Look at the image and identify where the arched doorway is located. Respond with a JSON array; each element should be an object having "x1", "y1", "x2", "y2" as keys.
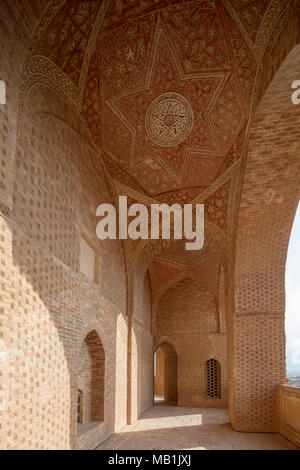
[
  {"x1": 154, "y1": 342, "x2": 177, "y2": 405},
  {"x1": 77, "y1": 329, "x2": 105, "y2": 431}
]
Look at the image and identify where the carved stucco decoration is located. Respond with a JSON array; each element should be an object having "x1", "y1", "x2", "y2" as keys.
[
  {"x1": 18, "y1": 0, "x2": 300, "y2": 291},
  {"x1": 145, "y1": 92, "x2": 194, "y2": 148}
]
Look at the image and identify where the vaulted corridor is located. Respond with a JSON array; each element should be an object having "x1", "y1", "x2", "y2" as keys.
[
  {"x1": 97, "y1": 406, "x2": 297, "y2": 451},
  {"x1": 2, "y1": 0, "x2": 300, "y2": 451}
]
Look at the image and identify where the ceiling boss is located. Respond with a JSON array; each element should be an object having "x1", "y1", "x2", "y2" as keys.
[{"x1": 145, "y1": 92, "x2": 194, "y2": 147}]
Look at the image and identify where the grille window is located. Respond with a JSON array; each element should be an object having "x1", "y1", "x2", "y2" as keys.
[{"x1": 206, "y1": 359, "x2": 221, "y2": 399}]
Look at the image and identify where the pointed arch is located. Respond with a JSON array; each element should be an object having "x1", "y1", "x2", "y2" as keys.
[{"x1": 154, "y1": 342, "x2": 178, "y2": 405}]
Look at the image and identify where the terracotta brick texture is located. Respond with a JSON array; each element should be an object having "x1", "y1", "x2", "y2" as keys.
[
  {"x1": 1, "y1": 0, "x2": 300, "y2": 450},
  {"x1": 233, "y1": 44, "x2": 300, "y2": 432}
]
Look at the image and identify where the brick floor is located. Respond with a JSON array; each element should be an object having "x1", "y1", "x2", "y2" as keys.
[{"x1": 96, "y1": 405, "x2": 298, "y2": 450}]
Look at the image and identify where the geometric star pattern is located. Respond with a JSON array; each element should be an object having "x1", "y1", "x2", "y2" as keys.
[
  {"x1": 145, "y1": 92, "x2": 194, "y2": 148},
  {"x1": 26, "y1": 0, "x2": 267, "y2": 211},
  {"x1": 29, "y1": 0, "x2": 262, "y2": 201},
  {"x1": 101, "y1": 22, "x2": 245, "y2": 195},
  {"x1": 23, "y1": 0, "x2": 297, "y2": 306}
]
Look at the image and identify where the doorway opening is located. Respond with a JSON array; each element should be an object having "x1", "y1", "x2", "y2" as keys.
[
  {"x1": 154, "y1": 342, "x2": 177, "y2": 405},
  {"x1": 77, "y1": 329, "x2": 105, "y2": 436}
]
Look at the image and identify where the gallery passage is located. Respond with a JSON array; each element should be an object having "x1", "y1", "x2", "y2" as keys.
[{"x1": 154, "y1": 342, "x2": 178, "y2": 405}]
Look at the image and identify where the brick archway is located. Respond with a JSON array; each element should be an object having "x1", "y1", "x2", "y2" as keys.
[
  {"x1": 154, "y1": 342, "x2": 178, "y2": 406},
  {"x1": 233, "y1": 44, "x2": 300, "y2": 432},
  {"x1": 85, "y1": 330, "x2": 105, "y2": 422},
  {"x1": 77, "y1": 329, "x2": 106, "y2": 425}
]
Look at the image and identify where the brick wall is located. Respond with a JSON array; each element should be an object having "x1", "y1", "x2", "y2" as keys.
[
  {"x1": 234, "y1": 44, "x2": 300, "y2": 431},
  {"x1": 131, "y1": 261, "x2": 153, "y2": 422},
  {"x1": 2, "y1": 0, "x2": 299, "y2": 449},
  {"x1": 154, "y1": 270, "x2": 228, "y2": 408},
  {"x1": 0, "y1": 54, "x2": 128, "y2": 449}
]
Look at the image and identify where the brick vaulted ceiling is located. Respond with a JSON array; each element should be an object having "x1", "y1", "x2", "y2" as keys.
[
  {"x1": 25, "y1": 0, "x2": 263, "y2": 197},
  {"x1": 94, "y1": 0, "x2": 255, "y2": 196},
  {"x1": 22, "y1": 0, "x2": 298, "y2": 279}
]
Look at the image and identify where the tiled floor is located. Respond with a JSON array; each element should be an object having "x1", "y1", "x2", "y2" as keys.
[{"x1": 97, "y1": 405, "x2": 298, "y2": 450}]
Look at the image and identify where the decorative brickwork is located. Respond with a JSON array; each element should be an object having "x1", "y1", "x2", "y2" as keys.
[
  {"x1": 130, "y1": 261, "x2": 153, "y2": 422},
  {"x1": 1, "y1": 0, "x2": 300, "y2": 450},
  {"x1": 230, "y1": 43, "x2": 300, "y2": 432},
  {"x1": 155, "y1": 272, "x2": 228, "y2": 408}
]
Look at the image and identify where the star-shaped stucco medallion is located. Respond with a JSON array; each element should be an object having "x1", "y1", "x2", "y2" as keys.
[{"x1": 145, "y1": 92, "x2": 194, "y2": 147}]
